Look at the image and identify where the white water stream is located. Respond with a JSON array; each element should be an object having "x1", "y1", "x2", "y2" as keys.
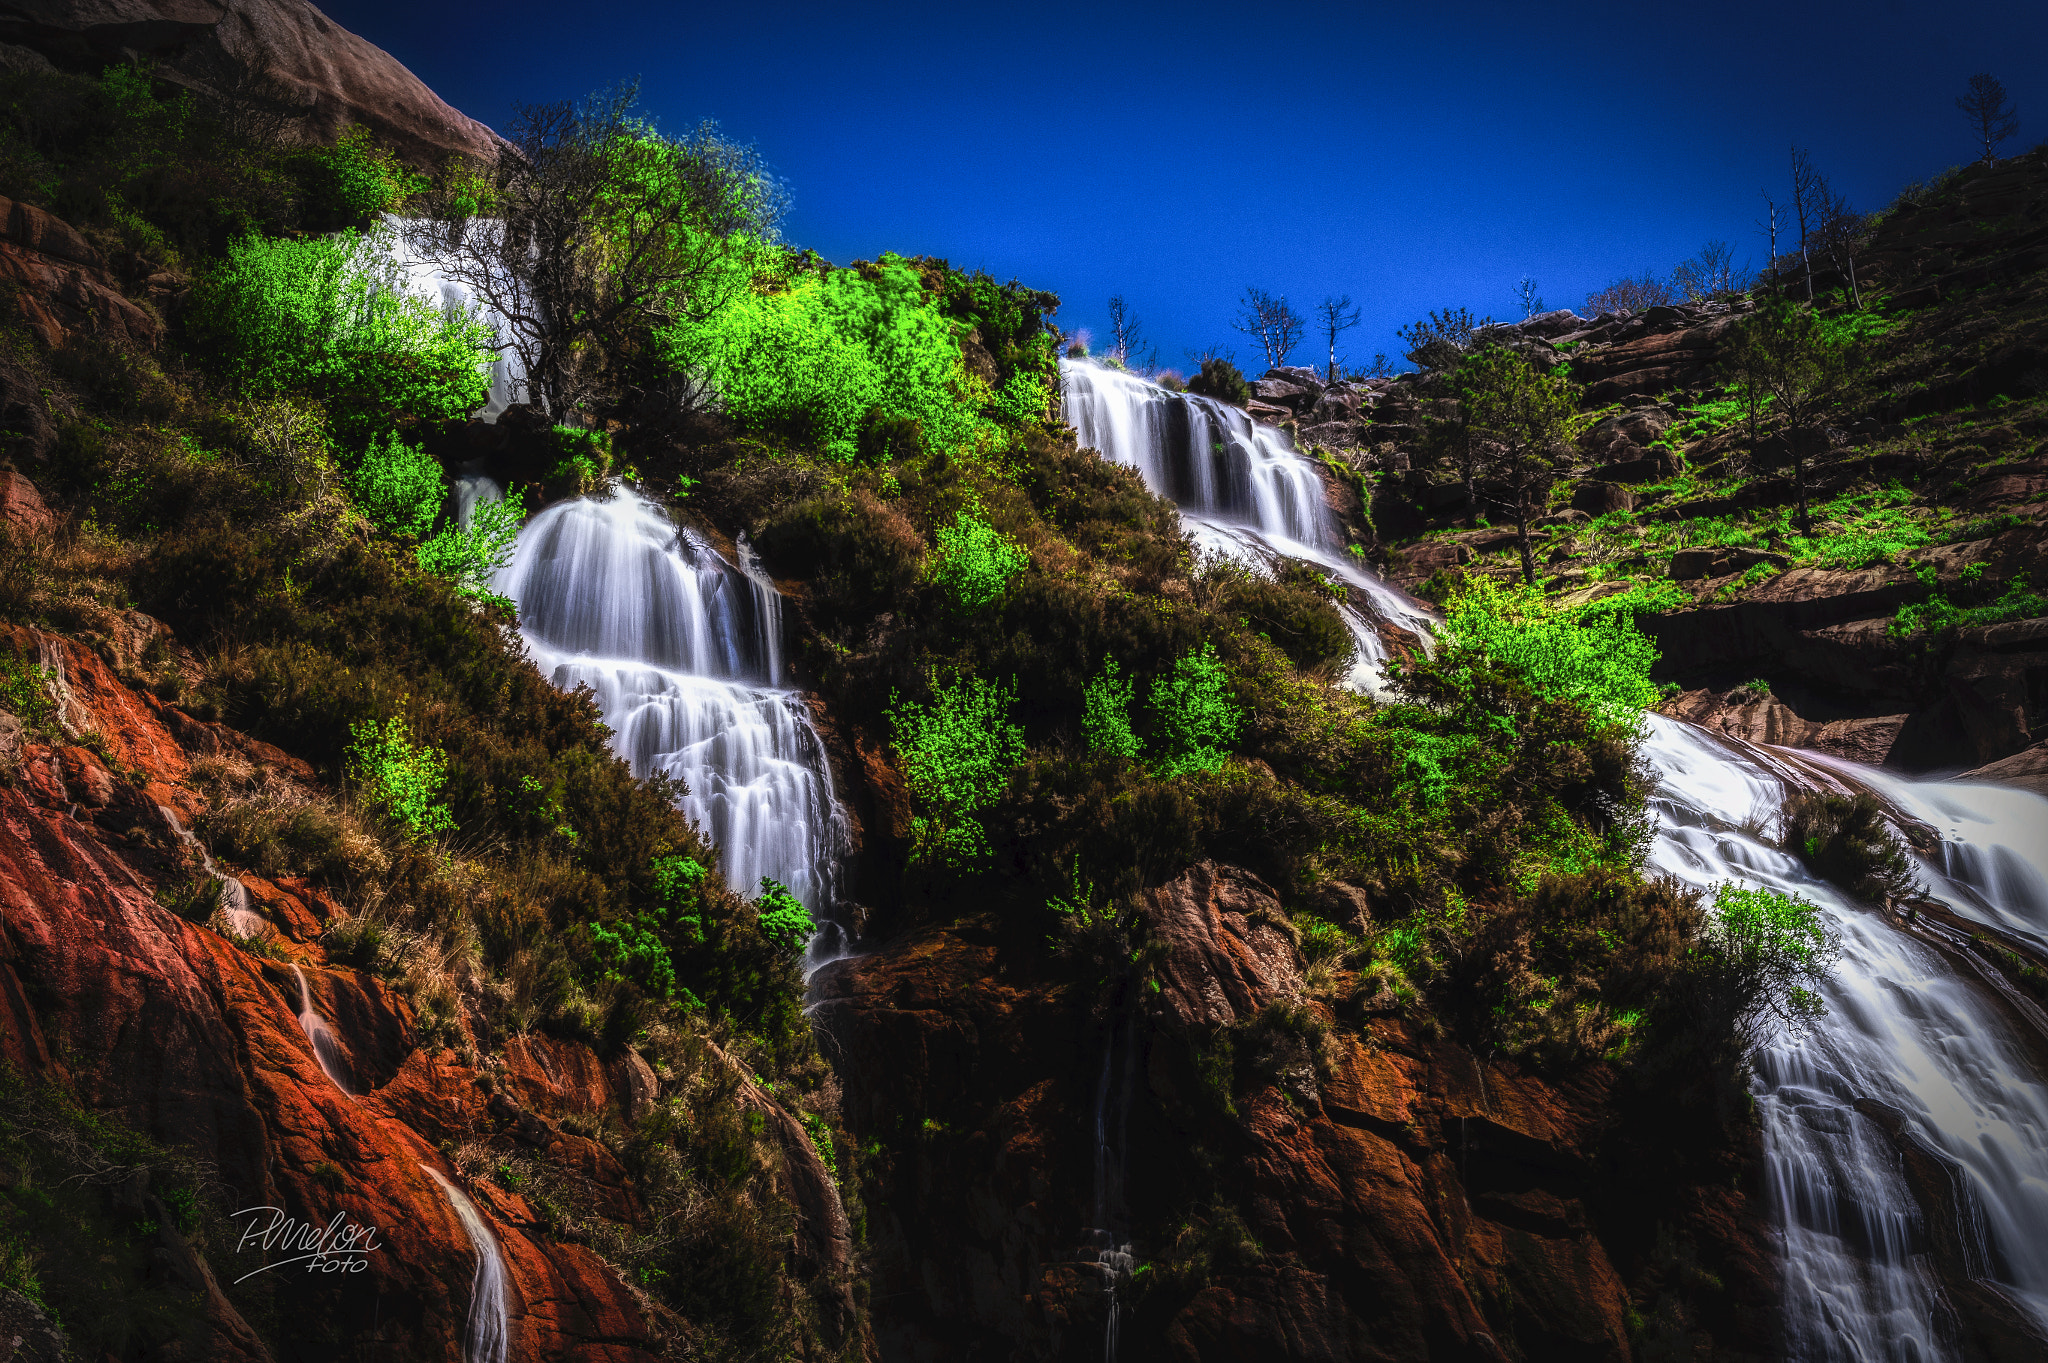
[
  {"x1": 155, "y1": 803, "x2": 267, "y2": 938},
  {"x1": 1060, "y1": 360, "x2": 1435, "y2": 692},
  {"x1": 1059, "y1": 363, "x2": 2048, "y2": 1359},
  {"x1": 423, "y1": 1165, "x2": 511, "y2": 1363},
  {"x1": 493, "y1": 488, "x2": 851, "y2": 961},
  {"x1": 291, "y1": 964, "x2": 354, "y2": 1096}
]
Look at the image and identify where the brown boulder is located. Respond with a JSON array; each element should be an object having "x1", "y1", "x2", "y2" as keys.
[
  {"x1": 1148, "y1": 861, "x2": 1303, "y2": 1029},
  {"x1": 1571, "y1": 481, "x2": 1634, "y2": 515},
  {"x1": 1961, "y1": 739, "x2": 2048, "y2": 795},
  {"x1": 0, "y1": 471, "x2": 52, "y2": 534}
]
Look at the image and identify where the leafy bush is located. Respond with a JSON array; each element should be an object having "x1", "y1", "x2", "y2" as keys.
[
  {"x1": 752, "y1": 878, "x2": 815, "y2": 955},
  {"x1": 346, "y1": 715, "x2": 455, "y2": 842},
  {"x1": 1148, "y1": 643, "x2": 1241, "y2": 778},
  {"x1": 347, "y1": 432, "x2": 443, "y2": 539},
  {"x1": 298, "y1": 125, "x2": 425, "y2": 223},
  {"x1": 1695, "y1": 881, "x2": 1837, "y2": 1055},
  {"x1": 926, "y1": 500, "x2": 1027, "y2": 613},
  {"x1": 0, "y1": 647, "x2": 56, "y2": 739},
  {"x1": 1082, "y1": 657, "x2": 1141, "y2": 758},
  {"x1": 1891, "y1": 570, "x2": 2045, "y2": 637},
  {"x1": 887, "y1": 672, "x2": 1027, "y2": 869},
  {"x1": 1783, "y1": 792, "x2": 1920, "y2": 902},
  {"x1": 1184, "y1": 357, "x2": 1249, "y2": 406},
  {"x1": 1433, "y1": 575, "x2": 1661, "y2": 729},
  {"x1": 417, "y1": 488, "x2": 526, "y2": 607},
  {"x1": 193, "y1": 225, "x2": 498, "y2": 443}
]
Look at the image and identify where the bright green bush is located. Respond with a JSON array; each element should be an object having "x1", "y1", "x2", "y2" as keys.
[
  {"x1": 927, "y1": 501, "x2": 1027, "y2": 613},
  {"x1": 346, "y1": 715, "x2": 455, "y2": 842},
  {"x1": 591, "y1": 916, "x2": 676, "y2": 999},
  {"x1": 753, "y1": 878, "x2": 815, "y2": 955},
  {"x1": 1891, "y1": 570, "x2": 2045, "y2": 637},
  {"x1": 1703, "y1": 881, "x2": 1836, "y2": 1044},
  {"x1": 1148, "y1": 643, "x2": 1241, "y2": 778},
  {"x1": 886, "y1": 672, "x2": 1027, "y2": 869},
  {"x1": 347, "y1": 432, "x2": 443, "y2": 539},
  {"x1": 1436, "y1": 576, "x2": 1662, "y2": 729},
  {"x1": 301, "y1": 126, "x2": 426, "y2": 223},
  {"x1": 1082, "y1": 657, "x2": 1141, "y2": 758},
  {"x1": 417, "y1": 488, "x2": 527, "y2": 607},
  {"x1": 194, "y1": 226, "x2": 498, "y2": 443},
  {"x1": 0, "y1": 648, "x2": 56, "y2": 739}
]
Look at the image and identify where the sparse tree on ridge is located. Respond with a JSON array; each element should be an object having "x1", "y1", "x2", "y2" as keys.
[
  {"x1": 1315, "y1": 294, "x2": 1362, "y2": 382},
  {"x1": 1585, "y1": 271, "x2": 1674, "y2": 317},
  {"x1": 1957, "y1": 73, "x2": 2020, "y2": 166},
  {"x1": 1719, "y1": 296, "x2": 1856, "y2": 534},
  {"x1": 1790, "y1": 146, "x2": 1824, "y2": 303},
  {"x1": 1107, "y1": 295, "x2": 1145, "y2": 367},
  {"x1": 1756, "y1": 190, "x2": 1781, "y2": 289},
  {"x1": 1397, "y1": 306, "x2": 1483, "y2": 370},
  {"x1": 1814, "y1": 189, "x2": 1867, "y2": 310},
  {"x1": 1451, "y1": 345, "x2": 1590, "y2": 585},
  {"x1": 1232, "y1": 287, "x2": 1305, "y2": 369},
  {"x1": 1672, "y1": 241, "x2": 1744, "y2": 303},
  {"x1": 1512, "y1": 276, "x2": 1545, "y2": 318}
]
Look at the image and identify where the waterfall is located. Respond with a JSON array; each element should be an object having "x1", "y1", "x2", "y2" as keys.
[
  {"x1": 291, "y1": 965, "x2": 354, "y2": 1095},
  {"x1": 423, "y1": 1166, "x2": 510, "y2": 1363},
  {"x1": 494, "y1": 488, "x2": 851, "y2": 955},
  {"x1": 155, "y1": 803, "x2": 266, "y2": 938},
  {"x1": 1057, "y1": 369, "x2": 2048, "y2": 1356},
  {"x1": 1082, "y1": 1013, "x2": 1139, "y2": 1362},
  {"x1": 1059, "y1": 359, "x2": 1435, "y2": 692},
  {"x1": 370, "y1": 217, "x2": 527, "y2": 421},
  {"x1": 1642, "y1": 716, "x2": 2048, "y2": 1358}
]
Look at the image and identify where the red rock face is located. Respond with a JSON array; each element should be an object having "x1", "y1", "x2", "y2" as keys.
[
  {"x1": 0, "y1": 195, "x2": 163, "y2": 350},
  {"x1": 0, "y1": 623, "x2": 661, "y2": 1360},
  {"x1": 816, "y1": 862, "x2": 1776, "y2": 1361}
]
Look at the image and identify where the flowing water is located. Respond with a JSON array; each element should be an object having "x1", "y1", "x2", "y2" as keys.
[
  {"x1": 494, "y1": 488, "x2": 852, "y2": 960},
  {"x1": 373, "y1": 217, "x2": 527, "y2": 421},
  {"x1": 291, "y1": 965, "x2": 354, "y2": 1096},
  {"x1": 423, "y1": 1165, "x2": 510, "y2": 1363},
  {"x1": 1057, "y1": 364, "x2": 2048, "y2": 1358},
  {"x1": 155, "y1": 804, "x2": 267, "y2": 938},
  {"x1": 1059, "y1": 359, "x2": 1435, "y2": 692}
]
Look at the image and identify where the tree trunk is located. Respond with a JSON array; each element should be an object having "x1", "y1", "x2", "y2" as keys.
[
  {"x1": 1515, "y1": 502, "x2": 1536, "y2": 586},
  {"x1": 1802, "y1": 247, "x2": 1813, "y2": 303},
  {"x1": 1847, "y1": 254, "x2": 1861, "y2": 310},
  {"x1": 1792, "y1": 436, "x2": 1811, "y2": 534}
]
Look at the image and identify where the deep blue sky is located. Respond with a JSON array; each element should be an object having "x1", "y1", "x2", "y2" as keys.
[{"x1": 322, "y1": 0, "x2": 2045, "y2": 373}]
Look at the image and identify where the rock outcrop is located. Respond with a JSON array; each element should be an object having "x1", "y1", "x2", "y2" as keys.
[
  {"x1": 0, "y1": 193, "x2": 163, "y2": 350},
  {"x1": 0, "y1": 1, "x2": 505, "y2": 168}
]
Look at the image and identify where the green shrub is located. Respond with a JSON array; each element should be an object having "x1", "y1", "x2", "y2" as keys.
[
  {"x1": 549, "y1": 426, "x2": 614, "y2": 493},
  {"x1": 752, "y1": 878, "x2": 815, "y2": 955},
  {"x1": 926, "y1": 500, "x2": 1027, "y2": 613},
  {"x1": 0, "y1": 647, "x2": 56, "y2": 739},
  {"x1": 1782, "y1": 792, "x2": 1920, "y2": 903},
  {"x1": 193, "y1": 226, "x2": 498, "y2": 444},
  {"x1": 1434, "y1": 575, "x2": 1661, "y2": 729},
  {"x1": 1891, "y1": 571, "x2": 2046, "y2": 637},
  {"x1": 1185, "y1": 357, "x2": 1250, "y2": 406},
  {"x1": 417, "y1": 488, "x2": 526, "y2": 607},
  {"x1": 347, "y1": 432, "x2": 444, "y2": 539},
  {"x1": 887, "y1": 671, "x2": 1027, "y2": 869},
  {"x1": 297, "y1": 125, "x2": 425, "y2": 223},
  {"x1": 1082, "y1": 657, "x2": 1141, "y2": 758},
  {"x1": 346, "y1": 715, "x2": 455, "y2": 842},
  {"x1": 1695, "y1": 881, "x2": 1837, "y2": 1053},
  {"x1": 1149, "y1": 643, "x2": 1241, "y2": 778}
]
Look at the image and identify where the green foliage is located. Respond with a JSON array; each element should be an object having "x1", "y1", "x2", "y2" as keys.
[
  {"x1": 1783, "y1": 792, "x2": 1921, "y2": 902},
  {"x1": 886, "y1": 672, "x2": 1027, "y2": 869},
  {"x1": 1184, "y1": 357, "x2": 1250, "y2": 406},
  {"x1": 193, "y1": 226, "x2": 498, "y2": 444},
  {"x1": 346, "y1": 714, "x2": 455, "y2": 842},
  {"x1": 1435, "y1": 576, "x2": 1662, "y2": 729},
  {"x1": 302, "y1": 125, "x2": 425, "y2": 223},
  {"x1": 1148, "y1": 643, "x2": 1241, "y2": 778},
  {"x1": 1701, "y1": 881, "x2": 1837, "y2": 1046},
  {"x1": 0, "y1": 646, "x2": 56, "y2": 739},
  {"x1": 1397, "y1": 307, "x2": 1481, "y2": 370},
  {"x1": 417, "y1": 488, "x2": 527, "y2": 607},
  {"x1": 1892, "y1": 570, "x2": 2045, "y2": 637},
  {"x1": 1082, "y1": 657, "x2": 1141, "y2": 758},
  {"x1": 752, "y1": 878, "x2": 815, "y2": 956},
  {"x1": 926, "y1": 500, "x2": 1027, "y2": 613},
  {"x1": 549, "y1": 426, "x2": 614, "y2": 492},
  {"x1": 591, "y1": 915, "x2": 676, "y2": 999},
  {"x1": 347, "y1": 432, "x2": 443, "y2": 539}
]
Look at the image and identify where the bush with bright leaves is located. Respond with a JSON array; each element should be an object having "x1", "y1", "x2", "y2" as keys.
[
  {"x1": 1148, "y1": 643, "x2": 1241, "y2": 778},
  {"x1": 347, "y1": 432, "x2": 443, "y2": 539},
  {"x1": 886, "y1": 671, "x2": 1027, "y2": 869},
  {"x1": 346, "y1": 715, "x2": 454, "y2": 842}
]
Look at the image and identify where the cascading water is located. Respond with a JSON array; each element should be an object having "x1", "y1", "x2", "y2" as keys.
[
  {"x1": 1082, "y1": 1012, "x2": 1139, "y2": 1362},
  {"x1": 423, "y1": 1165, "x2": 510, "y2": 1363},
  {"x1": 1059, "y1": 359, "x2": 1435, "y2": 691},
  {"x1": 291, "y1": 964, "x2": 354, "y2": 1095},
  {"x1": 1643, "y1": 717, "x2": 2048, "y2": 1358},
  {"x1": 156, "y1": 804, "x2": 267, "y2": 938},
  {"x1": 1056, "y1": 366, "x2": 2048, "y2": 1357},
  {"x1": 372, "y1": 217, "x2": 527, "y2": 421},
  {"x1": 494, "y1": 488, "x2": 851, "y2": 959}
]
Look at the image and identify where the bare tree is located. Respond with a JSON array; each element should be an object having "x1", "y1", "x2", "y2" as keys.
[
  {"x1": 1585, "y1": 271, "x2": 1675, "y2": 317},
  {"x1": 1512, "y1": 276, "x2": 1545, "y2": 318},
  {"x1": 1232, "y1": 287, "x2": 1305, "y2": 369},
  {"x1": 1790, "y1": 146, "x2": 1824, "y2": 303},
  {"x1": 1814, "y1": 189, "x2": 1868, "y2": 309},
  {"x1": 401, "y1": 80, "x2": 788, "y2": 420},
  {"x1": 1957, "y1": 73, "x2": 2020, "y2": 165},
  {"x1": 1756, "y1": 190, "x2": 1781, "y2": 291},
  {"x1": 1359, "y1": 352, "x2": 1395, "y2": 379},
  {"x1": 1107, "y1": 295, "x2": 1144, "y2": 366},
  {"x1": 1314, "y1": 294, "x2": 1362, "y2": 382},
  {"x1": 1672, "y1": 241, "x2": 1746, "y2": 302},
  {"x1": 184, "y1": 47, "x2": 316, "y2": 148}
]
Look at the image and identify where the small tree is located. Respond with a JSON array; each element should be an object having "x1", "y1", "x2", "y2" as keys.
[
  {"x1": 1512, "y1": 276, "x2": 1545, "y2": 318},
  {"x1": 926, "y1": 500, "x2": 1028, "y2": 613},
  {"x1": 1718, "y1": 296, "x2": 1856, "y2": 533},
  {"x1": 1693, "y1": 882, "x2": 1838, "y2": 1062},
  {"x1": 1814, "y1": 189, "x2": 1867, "y2": 310},
  {"x1": 347, "y1": 716, "x2": 456, "y2": 842},
  {"x1": 1397, "y1": 307, "x2": 1482, "y2": 370},
  {"x1": 1232, "y1": 287, "x2": 1305, "y2": 369},
  {"x1": 1585, "y1": 271, "x2": 1675, "y2": 317},
  {"x1": 1314, "y1": 294, "x2": 1363, "y2": 382},
  {"x1": 417, "y1": 488, "x2": 527, "y2": 608},
  {"x1": 1106, "y1": 295, "x2": 1145, "y2": 367},
  {"x1": 1957, "y1": 73, "x2": 2020, "y2": 165},
  {"x1": 1453, "y1": 346, "x2": 1590, "y2": 584},
  {"x1": 1148, "y1": 643, "x2": 1240, "y2": 778},
  {"x1": 1672, "y1": 241, "x2": 1744, "y2": 303},
  {"x1": 348, "y1": 433, "x2": 443, "y2": 539},
  {"x1": 886, "y1": 672, "x2": 1027, "y2": 870},
  {"x1": 1790, "y1": 146, "x2": 1825, "y2": 303},
  {"x1": 1082, "y1": 657, "x2": 1141, "y2": 758}
]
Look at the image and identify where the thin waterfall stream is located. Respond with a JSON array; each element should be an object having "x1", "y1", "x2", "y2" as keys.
[
  {"x1": 423, "y1": 1165, "x2": 511, "y2": 1363},
  {"x1": 1059, "y1": 361, "x2": 2048, "y2": 1358},
  {"x1": 290, "y1": 964, "x2": 354, "y2": 1095}
]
